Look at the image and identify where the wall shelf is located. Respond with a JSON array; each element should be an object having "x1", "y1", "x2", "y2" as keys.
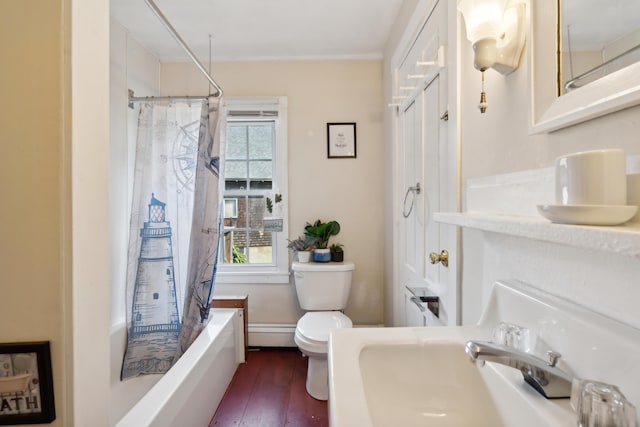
[{"x1": 434, "y1": 212, "x2": 640, "y2": 259}]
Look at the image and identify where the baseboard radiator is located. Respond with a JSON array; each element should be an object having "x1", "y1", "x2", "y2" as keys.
[{"x1": 248, "y1": 324, "x2": 297, "y2": 347}]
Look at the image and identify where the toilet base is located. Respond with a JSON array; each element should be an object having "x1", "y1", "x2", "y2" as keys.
[
  {"x1": 305, "y1": 355, "x2": 328, "y2": 401},
  {"x1": 294, "y1": 311, "x2": 353, "y2": 401}
]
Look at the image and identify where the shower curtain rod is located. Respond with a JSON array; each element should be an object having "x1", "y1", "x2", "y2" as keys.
[
  {"x1": 564, "y1": 43, "x2": 640, "y2": 91},
  {"x1": 143, "y1": 0, "x2": 223, "y2": 98},
  {"x1": 128, "y1": 90, "x2": 208, "y2": 108}
]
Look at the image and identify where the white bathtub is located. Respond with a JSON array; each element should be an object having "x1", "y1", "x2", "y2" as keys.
[{"x1": 111, "y1": 309, "x2": 241, "y2": 426}]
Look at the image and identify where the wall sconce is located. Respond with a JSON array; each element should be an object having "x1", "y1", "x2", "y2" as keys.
[{"x1": 458, "y1": 0, "x2": 526, "y2": 112}]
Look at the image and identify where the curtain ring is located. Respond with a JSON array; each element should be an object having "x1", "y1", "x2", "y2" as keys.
[{"x1": 402, "y1": 183, "x2": 421, "y2": 218}]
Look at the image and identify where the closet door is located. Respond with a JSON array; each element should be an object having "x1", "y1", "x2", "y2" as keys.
[
  {"x1": 423, "y1": 75, "x2": 442, "y2": 291},
  {"x1": 399, "y1": 74, "x2": 447, "y2": 324},
  {"x1": 394, "y1": 0, "x2": 457, "y2": 326},
  {"x1": 400, "y1": 97, "x2": 424, "y2": 286}
]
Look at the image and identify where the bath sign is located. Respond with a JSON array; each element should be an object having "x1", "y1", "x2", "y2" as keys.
[{"x1": 0, "y1": 342, "x2": 55, "y2": 425}]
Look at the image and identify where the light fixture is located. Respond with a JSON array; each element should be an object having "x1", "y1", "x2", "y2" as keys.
[{"x1": 458, "y1": 0, "x2": 526, "y2": 112}]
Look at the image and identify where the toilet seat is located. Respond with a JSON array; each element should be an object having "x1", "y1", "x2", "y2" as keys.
[{"x1": 295, "y1": 312, "x2": 352, "y2": 355}]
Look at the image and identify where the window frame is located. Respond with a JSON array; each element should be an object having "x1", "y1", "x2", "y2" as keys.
[
  {"x1": 224, "y1": 198, "x2": 238, "y2": 219},
  {"x1": 215, "y1": 97, "x2": 289, "y2": 284}
]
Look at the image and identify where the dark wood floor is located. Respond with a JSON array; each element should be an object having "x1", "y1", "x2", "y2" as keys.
[{"x1": 209, "y1": 348, "x2": 329, "y2": 427}]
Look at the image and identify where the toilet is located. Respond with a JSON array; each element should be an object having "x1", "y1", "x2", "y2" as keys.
[{"x1": 292, "y1": 261, "x2": 355, "y2": 400}]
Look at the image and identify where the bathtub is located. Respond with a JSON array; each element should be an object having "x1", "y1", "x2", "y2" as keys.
[{"x1": 111, "y1": 309, "x2": 242, "y2": 426}]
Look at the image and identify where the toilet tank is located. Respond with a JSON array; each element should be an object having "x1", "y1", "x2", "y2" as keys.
[{"x1": 292, "y1": 262, "x2": 355, "y2": 310}]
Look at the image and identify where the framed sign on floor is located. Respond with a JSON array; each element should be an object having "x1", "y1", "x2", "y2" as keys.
[{"x1": 0, "y1": 342, "x2": 55, "y2": 425}]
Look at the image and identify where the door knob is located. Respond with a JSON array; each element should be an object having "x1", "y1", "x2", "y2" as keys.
[{"x1": 429, "y1": 250, "x2": 449, "y2": 267}]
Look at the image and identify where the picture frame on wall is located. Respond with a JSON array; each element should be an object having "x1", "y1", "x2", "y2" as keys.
[
  {"x1": 0, "y1": 342, "x2": 55, "y2": 425},
  {"x1": 327, "y1": 122, "x2": 357, "y2": 158}
]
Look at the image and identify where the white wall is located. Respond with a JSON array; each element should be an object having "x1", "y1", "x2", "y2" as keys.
[
  {"x1": 458, "y1": 166, "x2": 640, "y2": 330},
  {"x1": 458, "y1": 18, "x2": 640, "y2": 180},
  {"x1": 455, "y1": 2, "x2": 640, "y2": 328},
  {"x1": 159, "y1": 60, "x2": 386, "y2": 327},
  {"x1": 109, "y1": 19, "x2": 160, "y2": 327},
  {"x1": 109, "y1": 19, "x2": 161, "y2": 422},
  {"x1": 71, "y1": 0, "x2": 111, "y2": 424},
  {"x1": 383, "y1": 1, "x2": 640, "y2": 332}
]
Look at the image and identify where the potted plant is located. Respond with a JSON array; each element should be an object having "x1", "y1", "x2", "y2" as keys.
[
  {"x1": 287, "y1": 235, "x2": 317, "y2": 263},
  {"x1": 330, "y1": 243, "x2": 344, "y2": 262},
  {"x1": 304, "y1": 219, "x2": 340, "y2": 262}
]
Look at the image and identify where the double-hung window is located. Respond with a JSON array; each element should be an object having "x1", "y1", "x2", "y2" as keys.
[{"x1": 216, "y1": 97, "x2": 289, "y2": 283}]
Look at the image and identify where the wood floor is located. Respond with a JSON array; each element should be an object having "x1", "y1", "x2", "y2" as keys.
[{"x1": 209, "y1": 348, "x2": 329, "y2": 427}]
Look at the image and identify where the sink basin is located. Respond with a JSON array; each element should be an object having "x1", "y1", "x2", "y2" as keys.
[
  {"x1": 330, "y1": 327, "x2": 573, "y2": 427},
  {"x1": 359, "y1": 341, "x2": 504, "y2": 426},
  {"x1": 328, "y1": 280, "x2": 640, "y2": 426}
]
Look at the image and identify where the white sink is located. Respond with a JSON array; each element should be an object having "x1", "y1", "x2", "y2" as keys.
[
  {"x1": 360, "y1": 341, "x2": 514, "y2": 426},
  {"x1": 328, "y1": 280, "x2": 640, "y2": 426},
  {"x1": 331, "y1": 327, "x2": 573, "y2": 427},
  {"x1": 360, "y1": 341, "x2": 505, "y2": 425}
]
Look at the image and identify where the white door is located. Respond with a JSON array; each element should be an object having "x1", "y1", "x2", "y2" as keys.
[
  {"x1": 400, "y1": 98, "x2": 423, "y2": 285},
  {"x1": 399, "y1": 75, "x2": 450, "y2": 325},
  {"x1": 424, "y1": 75, "x2": 443, "y2": 291},
  {"x1": 395, "y1": 0, "x2": 458, "y2": 326}
]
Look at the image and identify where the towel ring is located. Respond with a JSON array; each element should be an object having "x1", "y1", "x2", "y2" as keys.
[{"x1": 402, "y1": 183, "x2": 421, "y2": 218}]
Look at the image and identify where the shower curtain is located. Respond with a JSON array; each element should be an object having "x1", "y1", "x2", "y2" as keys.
[{"x1": 121, "y1": 96, "x2": 225, "y2": 379}]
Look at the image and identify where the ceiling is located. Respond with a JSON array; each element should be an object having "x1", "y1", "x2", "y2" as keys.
[{"x1": 110, "y1": 0, "x2": 405, "y2": 62}]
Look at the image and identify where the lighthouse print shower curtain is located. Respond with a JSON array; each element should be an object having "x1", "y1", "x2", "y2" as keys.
[{"x1": 121, "y1": 97, "x2": 225, "y2": 379}]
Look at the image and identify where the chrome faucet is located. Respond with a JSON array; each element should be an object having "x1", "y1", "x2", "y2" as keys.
[{"x1": 465, "y1": 340, "x2": 574, "y2": 399}]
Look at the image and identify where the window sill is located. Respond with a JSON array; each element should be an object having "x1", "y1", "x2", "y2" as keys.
[{"x1": 215, "y1": 270, "x2": 291, "y2": 284}]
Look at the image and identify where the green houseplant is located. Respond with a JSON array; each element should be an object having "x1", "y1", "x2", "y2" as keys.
[
  {"x1": 286, "y1": 235, "x2": 316, "y2": 263},
  {"x1": 329, "y1": 243, "x2": 344, "y2": 262},
  {"x1": 304, "y1": 219, "x2": 340, "y2": 262}
]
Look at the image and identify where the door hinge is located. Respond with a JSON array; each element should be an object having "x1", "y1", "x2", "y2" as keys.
[{"x1": 440, "y1": 110, "x2": 449, "y2": 121}]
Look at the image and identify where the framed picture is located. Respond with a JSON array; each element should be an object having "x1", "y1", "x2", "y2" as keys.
[
  {"x1": 0, "y1": 342, "x2": 55, "y2": 425},
  {"x1": 327, "y1": 123, "x2": 357, "y2": 158}
]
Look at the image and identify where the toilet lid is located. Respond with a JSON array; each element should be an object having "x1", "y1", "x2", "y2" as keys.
[{"x1": 297, "y1": 312, "x2": 352, "y2": 343}]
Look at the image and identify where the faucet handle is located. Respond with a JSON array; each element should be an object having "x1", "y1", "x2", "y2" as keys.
[
  {"x1": 571, "y1": 379, "x2": 638, "y2": 427},
  {"x1": 546, "y1": 350, "x2": 561, "y2": 367},
  {"x1": 493, "y1": 322, "x2": 531, "y2": 351}
]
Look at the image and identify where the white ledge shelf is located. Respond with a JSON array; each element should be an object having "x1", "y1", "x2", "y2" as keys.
[{"x1": 434, "y1": 212, "x2": 640, "y2": 259}]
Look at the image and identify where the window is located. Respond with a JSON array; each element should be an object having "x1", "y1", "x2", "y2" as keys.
[
  {"x1": 216, "y1": 97, "x2": 289, "y2": 283},
  {"x1": 224, "y1": 199, "x2": 238, "y2": 219}
]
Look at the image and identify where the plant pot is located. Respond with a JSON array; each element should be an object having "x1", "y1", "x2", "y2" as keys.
[
  {"x1": 312, "y1": 248, "x2": 331, "y2": 263},
  {"x1": 297, "y1": 250, "x2": 311, "y2": 263},
  {"x1": 331, "y1": 251, "x2": 344, "y2": 262}
]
